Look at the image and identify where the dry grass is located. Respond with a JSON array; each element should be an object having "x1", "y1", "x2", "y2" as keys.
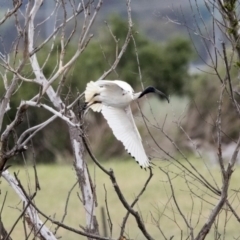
[{"x1": 1, "y1": 158, "x2": 240, "y2": 240}]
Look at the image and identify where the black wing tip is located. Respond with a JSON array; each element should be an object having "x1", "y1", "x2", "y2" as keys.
[{"x1": 128, "y1": 151, "x2": 151, "y2": 170}]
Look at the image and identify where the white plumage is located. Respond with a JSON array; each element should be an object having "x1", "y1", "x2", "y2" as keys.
[{"x1": 84, "y1": 80, "x2": 169, "y2": 168}]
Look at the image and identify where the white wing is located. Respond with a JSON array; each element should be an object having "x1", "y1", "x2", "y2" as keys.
[
  {"x1": 101, "y1": 105, "x2": 150, "y2": 168},
  {"x1": 96, "y1": 80, "x2": 133, "y2": 93}
]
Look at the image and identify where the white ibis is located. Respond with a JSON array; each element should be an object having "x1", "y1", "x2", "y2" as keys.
[{"x1": 84, "y1": 80, "x2": 169, "y2": 168}]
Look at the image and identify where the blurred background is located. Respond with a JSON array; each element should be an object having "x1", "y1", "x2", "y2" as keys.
[
  {"x1": 2, "y1": 1, "x2": 240, "y2": 239},
  {"x1": 0, "y1": 0, "x2": 239, "y2": 165}
]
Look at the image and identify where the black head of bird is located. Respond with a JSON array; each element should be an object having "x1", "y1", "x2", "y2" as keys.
[{"x1": 138, "y1": 86, "x2": 169, "y2": 103}]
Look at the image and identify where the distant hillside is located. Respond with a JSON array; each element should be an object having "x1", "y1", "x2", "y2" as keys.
[
  {"x1": 0, "y1": 0, "x2": 210, "y2": 61},
  {"x1": 100, "y1": 0, "x2": 208, "y2": 41},
  {"x1": 98, "y1": 0, "x2": 212, "y2": 62}
]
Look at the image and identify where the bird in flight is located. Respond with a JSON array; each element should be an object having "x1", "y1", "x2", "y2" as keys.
[{"x1": 84, "y1": 80, "x2": 169, "y2": 168}]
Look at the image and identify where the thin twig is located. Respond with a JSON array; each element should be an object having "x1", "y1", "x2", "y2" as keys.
[
  {"x1": 119, "y1": 168, "x2": 153, "y2": 238},
  {"x1": 54, "y1": 181, "x2": 78, "y2": 235},
  {"x1": 4, "y1": 193, "x2": 36, "y2": 240},
  {"x1": 103, "y1": 184, "x2": 113, "y2": 237}
]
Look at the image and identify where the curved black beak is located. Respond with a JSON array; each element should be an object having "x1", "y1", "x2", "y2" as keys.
[{"x1": 138, "y1": 86, "x2": 169, "y2": 103}]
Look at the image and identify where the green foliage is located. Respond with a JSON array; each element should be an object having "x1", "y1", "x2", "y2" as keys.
[
  {"x1": 139, "y1": 37, "x2": 194, "y2": 95},
  {"x1": 35, "y1": 15, "x2": 193, "y2": 95},
  {"x1": 223, "y1": 0, "x2": 237, "y2": 12},
  {"x1": 91, "y1": 15, "x2": 193, "y2": 95},
  {"x1": 235, "y1": 61, "x2": 240, "y2": 68}
]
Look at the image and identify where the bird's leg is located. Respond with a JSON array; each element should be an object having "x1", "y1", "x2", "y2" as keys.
[
  {"x1": 83, "y1": 93, "x2": 101, "y2": 110},
  {"x1": 82, "y1": 101, "x2": 102, "y2": 118}
]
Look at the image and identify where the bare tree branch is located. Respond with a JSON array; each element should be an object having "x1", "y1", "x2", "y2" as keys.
[
  {"x1": 0, "y1": 0, "x2": 22, "y2": 26},
  {"x1": 2, "y1": 170, "x2": 57, "y2": 240}
]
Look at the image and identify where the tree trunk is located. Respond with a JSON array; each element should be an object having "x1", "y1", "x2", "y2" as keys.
[{"x1": 68, "y1": 121, "x2": 99, "y2": 238}]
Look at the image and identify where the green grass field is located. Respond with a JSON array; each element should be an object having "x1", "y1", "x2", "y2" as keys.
[{"x1": 1, "y1": 159, "x2": 240, "y2": 240}]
